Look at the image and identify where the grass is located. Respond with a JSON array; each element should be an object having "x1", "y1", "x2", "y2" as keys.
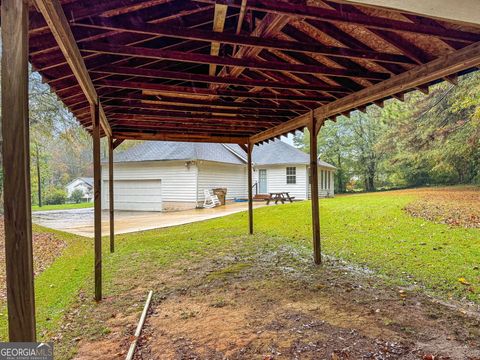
[
  {"x1": 1, "y1": 188, "x2": 480, "y2": 343},
  {"x1": 32, "y1": 202, "x2": 93, "y2": 212},
  {"x1": 0, "y1": 225, "x2": 93, "y2": 339}
]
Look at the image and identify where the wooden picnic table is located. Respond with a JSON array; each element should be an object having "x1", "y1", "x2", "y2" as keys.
[{"x1": 266, "y1": 192, "x2": 295, "y2": 205}]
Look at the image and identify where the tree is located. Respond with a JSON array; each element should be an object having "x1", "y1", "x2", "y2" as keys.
[
  {"x1": 70, "y1": 188, "x2": 84, "y2": 204},
  {"x1": 292, "y1": 72, "x2": 480, "y2": 191}
]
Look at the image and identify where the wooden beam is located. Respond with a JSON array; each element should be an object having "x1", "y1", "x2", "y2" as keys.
[
  {"x1": 113, "y1": 131, "x2": 249, "y2": 144},
  {"x1": 112, "y1": 138, "x2": 125, "y2": 150},
  {"x1": 81, "y1": 42, "x2": 390, "y2": 80},
  {"x1": 91, "y1": 66, "x2": 354, "y2": 91},
  {"x1": 92, "y1": 102, "x2": 102, "y2": 301},
  {"x1": 109, "y1": 136, "x2": 114, "y2": 253},
  {"x1": 72, "y1": 17, "x2": 415, "y2": 65},
  {"x1": 98, "y1": 93, "x2": 309, "y2": 111},
  {"x1": 247, "y1": 142, "x2": 254, "y2": 235},
  {"x1": 109, "y1": 121, "x2": 265, "y2": 133},
  {"x1": 309, "y1": 113, "x2": 321, "y2": 265},
  {"x1": 1, "y1": 0, "x2": 36, "y2": 341},
  {"x1": 198, "y1": 0, "x2": 480, "y2": 42},
  {"x1": 250, "y1": 41, "x2": 480, "y2": 143},
  {"x1": 96, "y1": 79, "x2": 341, "y2": 100},
  {"x1": 210, "y1": 3, "x2": 228, "y2": 76},
  {"x1": 101, "y1": 100, "x2": 296, "y2": 117},
  {"x1": 34, "y1": 0, "x2": 112, "y2": 137},
  {"x1": 341, "y1": 0, "x2": 480, "y2": 26},
  {"x1": 103, "y1": 113, "x2": 281, "y2": 126}
]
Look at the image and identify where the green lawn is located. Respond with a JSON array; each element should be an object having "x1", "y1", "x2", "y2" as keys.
[
  {"x1": 32, "y1": 202, "x2": 93, "y2": 212},
  {"x1": 2, "y1": 189, "x2": 479, "y2": 342}
]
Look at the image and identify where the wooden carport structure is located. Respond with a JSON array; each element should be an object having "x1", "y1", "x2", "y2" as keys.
[{"x1": 1, "y1": 0, "x2": 480, "y2": 342}]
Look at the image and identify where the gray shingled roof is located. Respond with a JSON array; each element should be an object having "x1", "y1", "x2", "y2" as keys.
[
  {"x1": 113, "y1": 142, "x2": 245, "y2": 165},
  {"x1": 112, "y1": 140, "x2": 335, "y2": 169},
  {"x1": 226, "y1": 141, "x2": 335, "y2": 168}
]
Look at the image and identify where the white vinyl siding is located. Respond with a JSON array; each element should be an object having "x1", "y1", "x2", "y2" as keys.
[
  {"x1": 253, "y1": 164, "x2": 308, "y2": 200},
  {"x1": 196, "y1": 161, "x2": 247, "y2": 204},
  {"x1": 308, "y1": 167, "x2": 335, "y2": 198},
  {"x1": 106, "y1": 180, "x2": 162, "y2": 211},
  {"x1": 101, "y1": 160, "x2": 197, "y2": 209}
]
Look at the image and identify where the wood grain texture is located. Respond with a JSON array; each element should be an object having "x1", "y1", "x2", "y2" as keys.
[
  {"x1": 251, "y1": 41, "x2": 480, "y2": 143},
  {"x1": 92, "y1": 102, "x2": 102, "y2": 301},
  {"x1": 309, "y1": 113, "x2": 321, "y2": 265},
  {"x1": 109, "y1": 136, "x2": 114, "y2": 253},
  {"x1": 247, "y1": 143, "x2": 254, "y2": 235},
  {"x1": 1, "y1": 0, "x2": 36, "y2": 341},
  {"x1": 34, "y1": 0, "x2": 112, "y2": 137}
]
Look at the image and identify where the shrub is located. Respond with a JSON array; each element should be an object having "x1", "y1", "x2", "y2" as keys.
[
  {"x1": 45, "y1": 189, "x2": 67, "y2": 205},
  {"x1": 70, "y1": 188, "x2": 84, "y2": 204}
]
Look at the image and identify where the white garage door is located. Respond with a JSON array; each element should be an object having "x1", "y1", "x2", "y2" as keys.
[{"x1": 108, "y1": 180, "x2": 162, "y2": 211}]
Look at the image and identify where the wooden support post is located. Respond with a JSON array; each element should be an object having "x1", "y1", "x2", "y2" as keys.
[
  {"x1": 109, "y1": 136, "x2": 114, "y2": 253},
  {"x1": 1, "y1": 0, "x2": 36, "y2": 341},
  {"x1": 92, "y1": 101, "x2": 102, "y2": 301},
  {"x1": 247, "y1": 142, "x2": 254, "y2": 235},
  {"x1": 309, "y1": 112, "x2": 322, "y2": 265}
]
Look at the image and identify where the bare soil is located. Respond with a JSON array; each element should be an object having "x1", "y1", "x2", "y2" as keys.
[
  {"x1": 401, "y1": 186, "x2": 480, "y2": 228},
  {"x1": 72, "y1": 246, "x2": 480, "y2": 360},
  {"x1": 0, "y1": 217, "x2": 66, "y2": 301}
]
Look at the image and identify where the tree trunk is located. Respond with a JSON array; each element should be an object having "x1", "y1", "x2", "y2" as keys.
[
  {"x1": 35, "y1": 143, "x2": 42, "y2": 207},
  {"x1": 336, "y1": 153, "x2": 344, "y2": 193}
]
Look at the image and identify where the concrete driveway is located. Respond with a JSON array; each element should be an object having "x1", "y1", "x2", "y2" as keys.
[{"x1": 32, "y1": 202, "x2": 269, "y2": 237}]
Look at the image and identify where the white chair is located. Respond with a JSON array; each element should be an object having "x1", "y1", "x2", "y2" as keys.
[{"x1": 203, "y1": 189, "x2": 221, "y2": 208}]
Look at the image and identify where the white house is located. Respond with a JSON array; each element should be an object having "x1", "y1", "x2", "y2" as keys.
[
  {"x1": 101, "y1": 140, "x2": 335, "y2": 212},
  {"x1": 65, "y1": 177, "x2": 93, "y2": 202}
]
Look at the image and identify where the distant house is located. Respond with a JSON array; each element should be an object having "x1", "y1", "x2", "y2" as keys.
[
  {"x1": 101, "y1": 140, "x2": 335, "y2": 212},
  {"x1": 65, "y1": 177, "x2": 93, "y2": 202}
]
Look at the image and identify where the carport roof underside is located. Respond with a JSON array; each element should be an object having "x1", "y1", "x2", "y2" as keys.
[{"x1": 27, "y1": 0, "x2": 480, "y2": 144}]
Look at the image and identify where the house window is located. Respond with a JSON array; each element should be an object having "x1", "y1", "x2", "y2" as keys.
[{"x1": 286, "y1": 167, "x2": 296, "y2": 184}]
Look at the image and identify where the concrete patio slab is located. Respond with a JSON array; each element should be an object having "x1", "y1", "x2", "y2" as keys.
[{"x1": 32, "y1": 202, "x2": 270, "y2": 237}]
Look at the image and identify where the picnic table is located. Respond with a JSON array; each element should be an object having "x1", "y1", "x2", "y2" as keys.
[{"x1": 266, "y1": 192, "x2": 295, "y2": 205}]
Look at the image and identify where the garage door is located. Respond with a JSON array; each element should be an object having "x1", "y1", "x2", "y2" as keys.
[{"x1": 106, "y1": 180, "x2": 162, "y2": 211}]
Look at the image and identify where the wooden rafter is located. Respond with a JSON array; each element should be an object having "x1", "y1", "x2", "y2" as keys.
[
  {"x1": 209, "y1": 3, "x2": 228, "y2": 76},
  {"x1": 197, "y1": 0, "x2": 480, "y2": 42},
  {"x1": 250, "y1": 41, "x2": 480, "y2": 143},
  {"x1": 95, "y1": 79, "x2": 342, "y2": 100},
  {"x1": 34, "y1": 0, "x2": 112, "y2": 137},
  {"x1": 71, "y1": 16, "x2": 415, "y2": 65},
  {"x1": 80, "y1": 42, "x2": 390, "y2": 80},
  {"x1": 113, "y1": 131, "x2": 249, "y2": 143}
]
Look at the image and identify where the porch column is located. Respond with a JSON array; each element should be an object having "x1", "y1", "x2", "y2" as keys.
[
  {"x1": 309, "y1": 113, "x2": 321, "y2": 264},
  {"x1": 92, "y1": 102, "x2": 102, "y2": 301},
  {"x1": 1, "y1": 0, "x2": 36, "y2": 341},
  {"x1": 109, "y1": 136, "x2": 114, "y2": 253},
  {"x1": 247, "y1": 142, "x2": 254, "y2": 235}
]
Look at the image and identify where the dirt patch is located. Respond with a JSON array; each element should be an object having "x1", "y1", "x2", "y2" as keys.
[
  {"x1": 400, "y1": 187, "x2": 480, "y2": 228},
  {"x1": 0, "y1": 216, "x2": 66, "y2": 301},
  {"x1": 71, "y1": 246, "x2": 480, "y2": 360}
]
